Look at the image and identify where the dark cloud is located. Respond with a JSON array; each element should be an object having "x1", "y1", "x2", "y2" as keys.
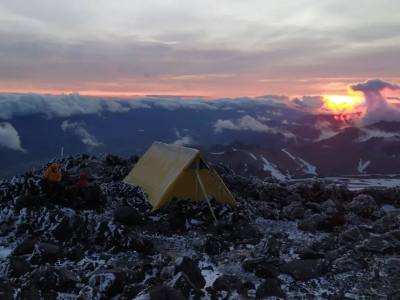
[{"x1": 351, "y1": 79, "x2": 399, "y2": 92}]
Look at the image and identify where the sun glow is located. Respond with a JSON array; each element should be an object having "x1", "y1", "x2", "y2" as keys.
[{"x1": 322, "y1": 93, "x2": 364, "y2": 113}]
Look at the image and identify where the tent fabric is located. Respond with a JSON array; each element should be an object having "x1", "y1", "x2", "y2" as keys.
[{"x1": 124, "y1": 142, "x2": 236, "y2": 210}]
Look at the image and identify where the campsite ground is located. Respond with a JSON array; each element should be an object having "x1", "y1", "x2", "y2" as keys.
[{"x1": 0, "y1": 154, "x2": 400, "y2": 299}]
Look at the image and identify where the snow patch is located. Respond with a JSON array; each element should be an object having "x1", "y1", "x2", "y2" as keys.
[
  {"x1": 0, "y1": 247, "x2": 12, "y2": 258},
  {"x1": 248, "y1": 152, "x2": 258, "y2": 160},
  {"x1": 357, "y1": 159, "x2": 371, "y2": 174},
  {"x1": 261, "y1": 156, "x2": 286, "y2": 181},
  {"x1": 281, "y1": 149, "x2": 317, "y2": 176},
  {"x1": 210, "y1": 152, "x2": 225, "y2": 155},
  {"x1": 298, "y1": 158, "x2": 317, "y2": 175}
]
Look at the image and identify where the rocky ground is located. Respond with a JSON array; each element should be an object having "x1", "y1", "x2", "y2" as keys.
[{"x1": 0, "y1": 154, "x2": 400, "y2": 299}]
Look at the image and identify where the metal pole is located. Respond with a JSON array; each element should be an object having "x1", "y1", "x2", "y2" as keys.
[{"x1": 195, "y1": 160, "x2": 218, "y2": 225}]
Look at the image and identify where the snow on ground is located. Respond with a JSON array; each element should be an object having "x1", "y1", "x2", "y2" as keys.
[
  {"x1": 210, "y1": 152, "x2": 225, "y2": 155},
  {"x1": 261, "y1": 156, "x2": 286, "y2": 181},
  {"x1": 298, "y1": 158, "x2": 317, "y2": 176},
  {"x1": 281, "y1": 148, "x2": 296, "y2": 160},
  {"x1": 199, "y1": 257, "x2": 222, "y2": 288},
  {"x1": 382, "y1": 204, "x2": 400, "y2": 213},
  {"x1": 57, "y1": 293, "x2": 78, "y2": 300},
  {"x1": 357, "y1": 159, "x2": 371, "y2": 174},
  {"x1": 290, "y1": 177, "x2": 400, "y2": 190},
  {"x1": 247, "y1": 152, "x2": 258, "y2": 160},
  {"x1": 0, "y1": 247, "x2": 12, "y2": 258},
  {"x1": 281, "y1": 149, "x2": 318, "y2": 176}
]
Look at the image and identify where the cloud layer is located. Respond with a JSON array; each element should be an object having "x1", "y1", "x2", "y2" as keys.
[
  {"x1": 0, "y1": 122, "x2": 26, "y2": 152},
  {"x1": 172, "y1": 128, "x2": 194, "y2": 146},
  {"x1": 214, "y1": 115, "x2": 295, "y2": 139},
  {"x1": 0, "y1": 93, "x2": 286, "y2": 120},
  {"x1": 61, "y1": 120, "x2": 102, "y2": 147}
]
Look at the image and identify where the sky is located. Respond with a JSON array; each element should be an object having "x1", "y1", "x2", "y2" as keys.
[{"x1": 0, "y1": 0, "x2": 399, "y2": 97}]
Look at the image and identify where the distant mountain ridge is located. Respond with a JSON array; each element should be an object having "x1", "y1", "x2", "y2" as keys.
[{"x1": 1, "y1": 95, "x2": 399, "y2": 179}]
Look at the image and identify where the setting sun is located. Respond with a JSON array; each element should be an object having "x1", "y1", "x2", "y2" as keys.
[{"x1": 322, "y1": 94, "x2": 364, "y2": 113}]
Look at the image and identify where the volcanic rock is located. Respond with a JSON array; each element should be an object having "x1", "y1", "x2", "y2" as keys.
[
  {"x1": 256, "y1": 278, "x2": 286, "y2": 299},
  {"x1": 357, "y1": 236, "x2": 393, "y2": 254},
  {"x1": 113, "y1": 206, "x2": 144, "y2": 226},
  {"x1": 298, "y1": 213, "x2": 331, "y2": 232},
  {"x1": 212, "y1": 275, "x2": 242, "y2": 292},
  {"x1": 280, "y1": 259, "x2": 329, "y2": 281},
  {"x1": 175, "y1": 257, "x2": 206, "y2": 290},
  {"x1": 282, "y1": 201, "x2": 305, "y2": 220},
  {"x1": 12, "y1": 238, "x2": 36, "y2": 256},
  {"x1": 31, "y1": 266, "x2": 79, "y2": 292},
  {"x1": 89, "y1": 269, "x2": 127, "y2": 297},
  {"x1": 6, "y1": 257, "x2": 31, "y2": 278},
  {"x1": 0, "y1": 280, "x2": 14, "y2": 300},
  {"x1": 348, "y1": 194, "x2": 379, "y2": 218},
  {"x1": 149, "y1": 285, "x2": 185, "y2": 300},
  {"x1": 30, "y1": 242, "x2": 62, "y2": 264}
]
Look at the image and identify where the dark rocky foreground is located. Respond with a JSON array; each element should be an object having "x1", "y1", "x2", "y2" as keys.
[{"x1": 1, "y1": 154, "x2": 400, "y2": 299}]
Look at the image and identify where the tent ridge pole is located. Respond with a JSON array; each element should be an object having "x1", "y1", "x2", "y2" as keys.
[{"x1": 196, "y1": 159, "x2": 218, "y2": 225}]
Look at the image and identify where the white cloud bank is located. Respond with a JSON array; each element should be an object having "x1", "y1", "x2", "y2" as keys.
[
  {"x1": 0, "y1": 93, "x2": 286, "y2": 120},
  {"x1": 214, "y1": 115, "x2": 295, "y2": 139},
  {"x1": 0, "y1": 122, "x2": 26, "y2": 152},
  {"x1": 61, "y1": 120, "x2": 102, "y2": 147}
]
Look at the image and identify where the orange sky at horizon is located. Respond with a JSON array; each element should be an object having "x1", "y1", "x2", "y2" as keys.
[{"x1": 1, "y1": 77, "x2": 399, "y2": 100}]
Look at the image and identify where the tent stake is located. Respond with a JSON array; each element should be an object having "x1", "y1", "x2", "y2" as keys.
[{"x1": 195, "y1": 168, "x2": 218, "y2": 226}]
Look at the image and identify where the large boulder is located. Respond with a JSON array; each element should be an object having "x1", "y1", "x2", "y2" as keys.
[
  {"x1": 282, "y1": 202, "x2": 305, "y2": 220},
  {"x1": 51, "y1": 218, "x2": 73, "y2": 242},
  {"x1": 127, "y1": 233, "x2": 154, "y2": 254},
  {"x1": 113, "y1": 206, "x2": 144, "y2": 226},
  {"x1": 242, "y1": 257, "x2": 280, "y2": 278},
  {"x1": 12, "y1": 238, "x2": 36, "y2": 256},
  {"x1": 204, "y1": 235, "x2": 229, "y2": 256},
  {"x1": 372, "y1": 213, "x2": 400, "y2": 234},
  {"x1": 149, "y1": 285, "x2": 185, "y2": 300},
  {"x1": 29, "y1": 242, "x2": 63, "y2": 264},
  {"x1": 357, "y1": 236, "x2": 393, "y2": 254},
  {"x1": 280, "y1": 259, "x2": 329, "y2": 281},
  {"x1": 88, "y1": 269, "x2": 127, "y2": 298},
  {"x1": 172, "y1": 272, "x2": 205, "y2": 299},
  {"x1": 348, "y1": 194, "x2": 379, "y2": 218},
  {"x1": 385, "y1": 258, "x2": 400, "y2": 291},
  {"x1": 332, "y1": 254, "x2": 366, "y2": 274},
  {"x1": 298, "y1": 214, "x2": 331, "y2": 232},
  {"x1": 0, "y1": 279, "x2": 14, "y2": 300},
  {"x1": 6, "y1": 257, "x2": 31, "y2": 278},
  {"x1": 319, "y1": 199, "x2": 338, "y2": 216},
  {"x1": 256, "y1": 278, "x2": 286, "y2": 299},
  {"x1": 31, "y1": 266, "x2": 79, "y2": 292},
  {"x1": 212, "y1": 275, "x2": 242, "y2": 292},
  {"x1": 175, "y1": 257, "x2": 206, "y2": 290},
  {"x1": 384, "y1": 230, "x2": 400, "y2": 252},
  {"x1": 339, "y1": 226, "x2": 369, "y2": 245}
]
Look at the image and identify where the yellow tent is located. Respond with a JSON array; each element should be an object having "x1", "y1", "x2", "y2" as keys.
[{"x1": 124, "y1": 141, "x2": 236, "y2": 211}]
